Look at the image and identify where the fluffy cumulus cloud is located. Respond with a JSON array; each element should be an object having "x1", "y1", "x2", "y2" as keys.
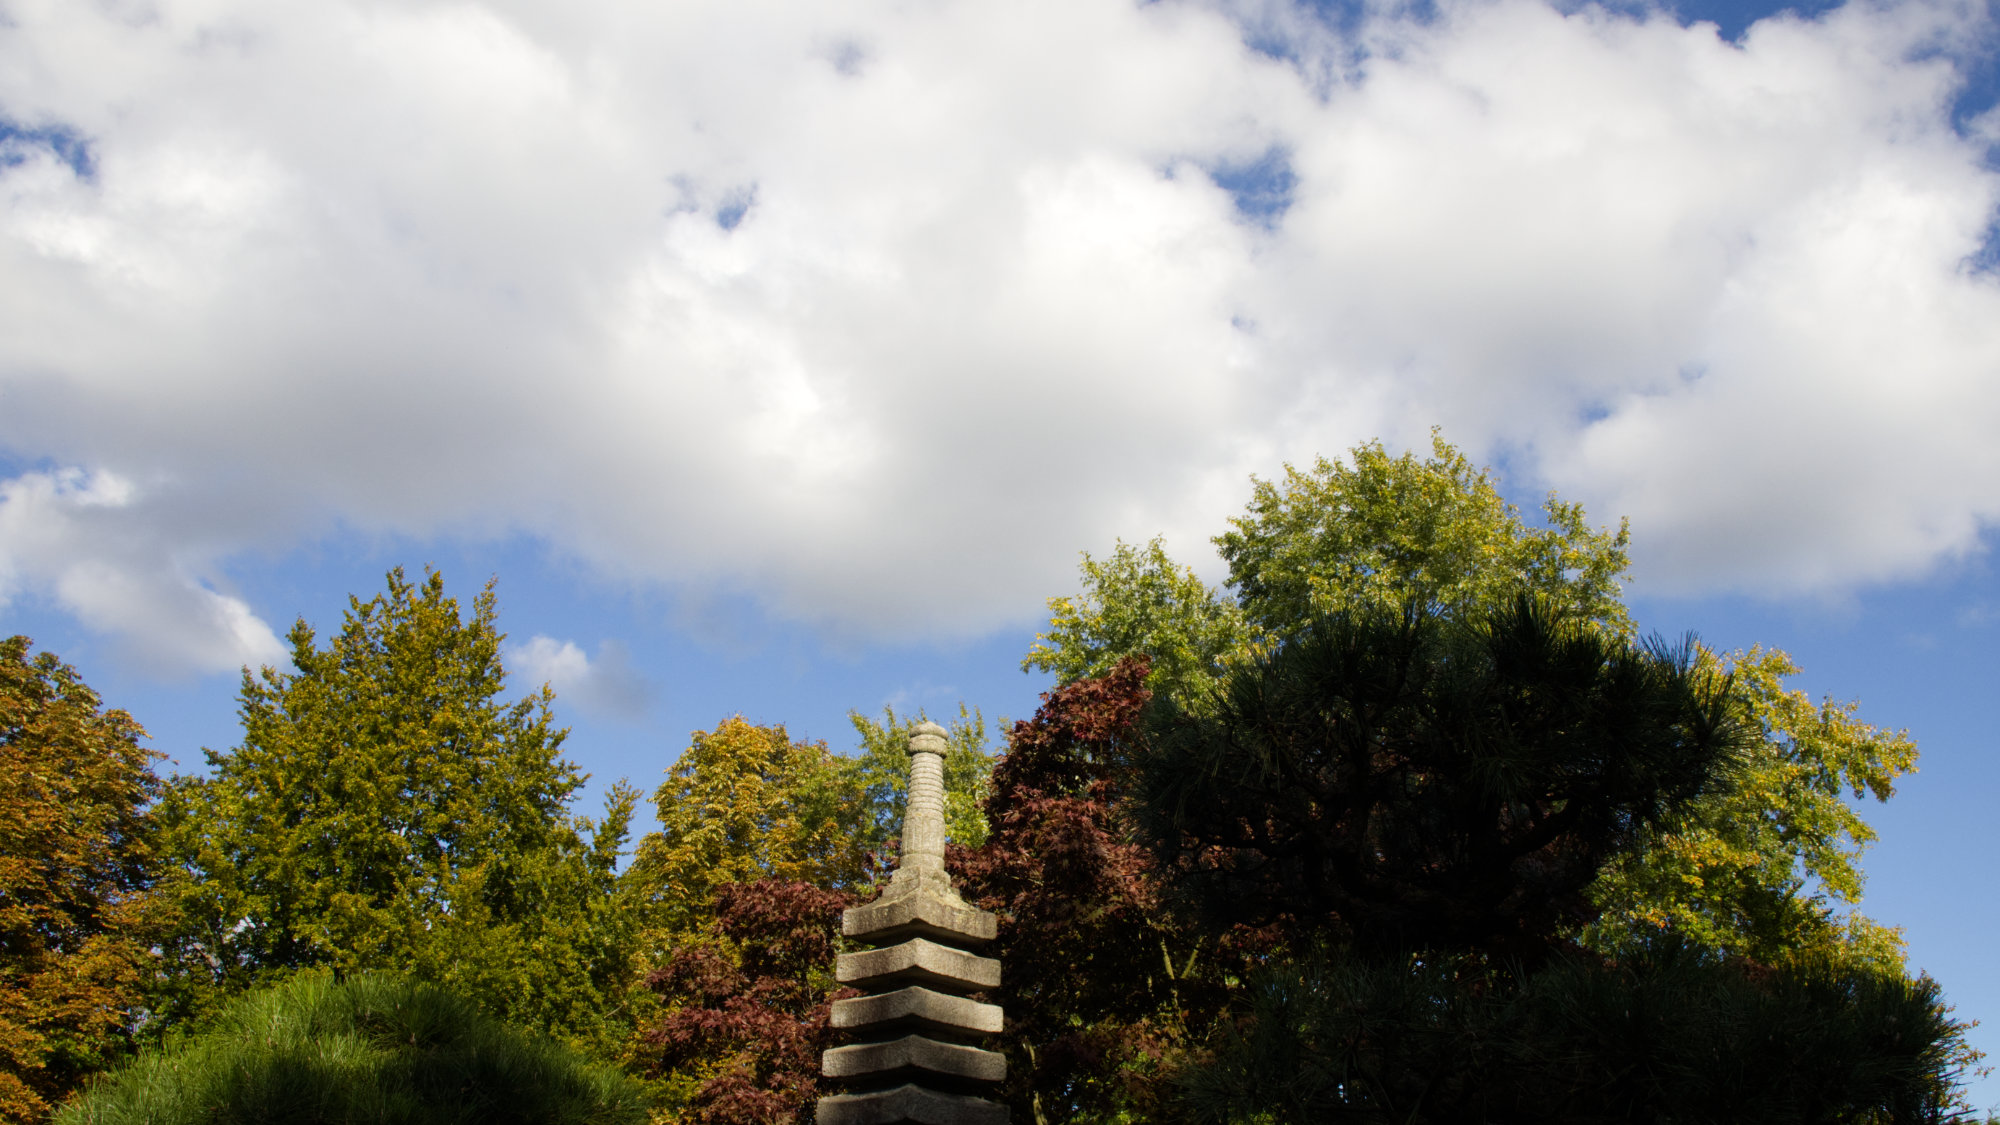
[
  {"x1": 506, "y1": 635, "x2": 652, "y2": 721},
  {"x1": 0, "y1": 469, "x2": 284, "y2": 672},
  {"x1": 0, "y1": 0, "x2": 1995, "y2": 668}
]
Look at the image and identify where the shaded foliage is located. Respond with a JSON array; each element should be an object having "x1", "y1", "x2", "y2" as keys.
[
  {"x1": 955, "y1": 657, "x2": 1263, "y2": 1124},
  {"x1": 1182, "y1": 940, "x2": 1970, "y2": 1124},
  {"x1": 1140, "y1": 600, "x2": 1753, "y2": 961},
  {"x1": 0, "y1": 638, "x2": 162, "y2": 1122},
  {"x1": 635, "y1": 879, "x2": 853, "y2": 1125},
  {"x1": 56, "y1": 972, "x2": 647, "y2": 1125}
]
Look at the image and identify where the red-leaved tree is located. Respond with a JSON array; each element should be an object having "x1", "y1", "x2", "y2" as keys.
[
  {"x1": 637, "y1": 879, "x2": 855, "y2": 1125},
  {"x1": 954, "y1": 656, "x2": 1262, "y2": 1124}
]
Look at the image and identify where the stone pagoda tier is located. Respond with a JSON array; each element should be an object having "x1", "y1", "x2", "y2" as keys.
[{"x1": 816, "y1": 722, "x2": 1008, "y2": 1125}]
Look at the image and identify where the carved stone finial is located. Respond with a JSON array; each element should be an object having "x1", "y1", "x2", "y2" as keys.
[
  {"x1": 888, "y1": 721, "x2": 952, "y2": 899},
  {"x1": 908, "y1": 720, "x2": 949, "y2": 755}
]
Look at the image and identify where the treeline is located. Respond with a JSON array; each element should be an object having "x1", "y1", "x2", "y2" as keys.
[{"x1": 0, "y1": 435, "x2": 1979, "y2": 1123}]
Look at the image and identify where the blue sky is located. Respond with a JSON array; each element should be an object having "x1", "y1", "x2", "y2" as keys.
[{"x1": 3, "y1": 0, "x2": 1999, "y2": 1107}]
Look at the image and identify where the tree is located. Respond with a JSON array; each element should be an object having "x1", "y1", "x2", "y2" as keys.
[
  {"x1": 953, "y1": 658, "x2": 1261, "y2": 1125},
  {"x1": 1141, "y1": 608, "x2": 1973, "y2": 1122},
  {"x1": 1217, "y1": 431, "x2": 1633, "y2": 636},
  {"x1": 632, "y1": 879, "x2": 852, "y2": 1125},
  {"x1": 157, "y1": 569, "x2": 636, "y2": 1052},
  {"x1": 1026, "y1": 434, "x2": 1632, "y2": 712},
  {"x1": 617, "y1": 716, "x2": 876, "y2": 1091},
  {"x1": 1023, "y1": 539, "x2": 1259, "y2": 707},
  {"x1": 1138, "y1": 601, "x2": 1751, "y2": 961},
  {"x1": 0, "y1": 638, "x2": 161, "y2": 1122},
  {"x1": 1587, "y1": 645, "x2": 1917, "y2": 970},
  {"x1": 623, "y1": 717, "x2": 876, "y2": 944},
  {"x1": 56, "y1": 972, "x2": 649, "y2": 1125},
  {"x1": 1025, "y1": 433, "x2": 1921, "y2": 969},
  {"x1": 1179, "y1": 941, "x2": 1972, "y2": 1124}
]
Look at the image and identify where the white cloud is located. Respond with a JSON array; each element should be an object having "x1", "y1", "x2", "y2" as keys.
[
  {"x1": 507, "y1": 635, "x2": 652, "y2": 720},
  {"x1": 0, "y1": 0, "x2": 1995, "y2": 668},
  {"x1": 0, "y1": 469, "x2": 286, "y2": 674}
]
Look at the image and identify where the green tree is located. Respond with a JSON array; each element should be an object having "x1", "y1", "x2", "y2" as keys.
[
  {"x1": 623, "y1": 717, "x2": 875, "y2": 945},
  {"x1": 0, "y1": 638, "x2": 162, "y2": 1123},
  {"x1": 1140, "y1": 602, "x2": 1752, "y2": 959},
  {"x1": 1142, "y1": 608, "x2": 1971, "y2": 1122},
  {"x1": 1587, "y1": 645, "x2": 1916, "y2": 969},
  {"x1": 1024, "y1": 539, "x2": 1259, "y2": 707},
  {"x1": 1217, "y1": 431, "x2": 1633, "y2": 636},
  {"x1": 57, "y1": 972, "x2": 648, "y2": 1125},
  {"x1": 1025, "y1": 433, "x2": 1920, "y2": 969},
  {"x1": 157, "y1": 569, "x2": 636, "y2": 1052},
  {"x1": 845, "y1": 703, "x2": 996, "y2": 849}
]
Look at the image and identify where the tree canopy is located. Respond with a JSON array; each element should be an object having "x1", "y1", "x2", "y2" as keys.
[
  {"x1": 1025, "y1": 432, "x2": 1919, "y2": 970},
  {"x1": 1140, "y1": 601, "x2": 1751, "y2": 960},
  {"x1": 157, "y1": 569, "x2": 635, "y2": 1051},
  {"x1": 1218, "y1": 431, "x2": 1633, "y2": 634},
  {"x1": 845, "y1": 704, "x2": 995, "y2": 850},
  {"x1": 624, "y1": 717, "x2": 876, "y2": 946},
  {"x1": 0, "y1": 637, "x2": 162, "y2": 1122}
]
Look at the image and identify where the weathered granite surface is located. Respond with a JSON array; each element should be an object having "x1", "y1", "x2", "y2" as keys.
[
  {"x1": 823, "y1": 1034, "x2": 1007, "y2": 1082},
  {"x1": 832, "y1": 986, "x2": 1002, "y2": 1038},
  {"x1": 844, "y1": 891, "x2": 998, "y2": 946},
  {"x1": 816, "y1": 1084, "x2": 1010, "y2": 1125},
  {"x1": 837, "y1": 937, "x2": 1001, "y2": 992}
]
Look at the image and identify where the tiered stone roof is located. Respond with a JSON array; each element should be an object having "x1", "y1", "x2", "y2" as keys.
[{"x1": 817, "y1": 722, "x2": 1007, "y2": 1125}]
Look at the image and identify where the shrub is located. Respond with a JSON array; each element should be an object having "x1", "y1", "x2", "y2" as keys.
[{"x1": 57, "y1": 973, "x2": 648, "y2": 1125}]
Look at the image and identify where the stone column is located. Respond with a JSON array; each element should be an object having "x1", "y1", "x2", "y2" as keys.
[
  {"x1": 884, "y1": 722, "x2": 954, "y2": 901},
  {"x1": 817, "y1": 721, "x2": 1007, "y2": 1125}
]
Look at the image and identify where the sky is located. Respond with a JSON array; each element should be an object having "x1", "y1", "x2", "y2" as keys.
[{"x1": 3, "y1": 0, "x2": 1999, "y2": 1105}]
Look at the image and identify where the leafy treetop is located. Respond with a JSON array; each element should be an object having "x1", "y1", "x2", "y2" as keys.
[
  {"x1": 159, "y1": 569, "x2": 635, "y2": 1050},
  {"x1": 845, "y1": 703, "x2": 995, "y2": 849},
  {"x1": 0, "y1": 637, "x2": 162, "y2": 1122},
  {"x1": 1024, "y1": 432, "x2": 1920, "y2": 970},
  {"x1": 1219, "y1": 430, "x2": 1633, "y2": 635},
  {"x1": 625, "y1": 718, "x2": 875, "y2": 944}
]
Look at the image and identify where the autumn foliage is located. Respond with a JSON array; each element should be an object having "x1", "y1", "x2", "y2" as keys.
[
  {"x1": 0, "y1": 637, "x2": 161, "y2": 1122},
  {"x1": 636, "y1": 880, "x2": 854, "y2": 1125}
]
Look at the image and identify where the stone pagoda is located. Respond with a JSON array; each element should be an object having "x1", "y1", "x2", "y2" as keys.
[{"x1": 816, "y1": 721, "x2": 1008, "y2": 1125}]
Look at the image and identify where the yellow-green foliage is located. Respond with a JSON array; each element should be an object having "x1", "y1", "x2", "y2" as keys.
[
  {"x1": 624, "y1": 717, "x2": 874, "y2": 942},
  {"x1": 1588, "y1": 645, "x2": 1918, "y2": 970},
  {"x1": 1027, "y1": 432, "x2": 1632, "y2": 710},
  {"x1": 1217, "y1": 430, "x2": 1633, "y2": 634},
  {"x1": 156, "y1": 569, "x2": 637, "y2": 1054},
  {"x1": 1024, "y1": 538, "x2": 1261, "y2": 707},
  {"x1": 845, "y1": 704, "x2": 995, "y2": 849}
]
